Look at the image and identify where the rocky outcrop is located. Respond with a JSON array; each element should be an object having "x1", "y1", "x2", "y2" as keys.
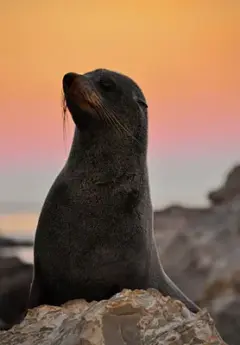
[
  {"x1": 0, "y1": 234, "x2": 33, "y2": 328},
  {"x1": 0, "y1": 289, "x2": 226, "y2": 345},
  {"x1": 0, "y1": 256, "x2": 32, "y2": 329},
  {"x1": 154, "y1": 196, "x2": 240, "y2": 345},
  {"x1": 208, "y1": 165, "x2": 240, "y2": 205},
  {"x1": 0, "y1": 234, "x2": 33, "y2": 248}
]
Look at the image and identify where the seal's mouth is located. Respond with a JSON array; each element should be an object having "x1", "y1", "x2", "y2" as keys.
[
  {"x1": 62, "y1": 72, "x2": 101, "y2": 114},
  {"x1": 62, "y1": 72, "x2": 105, "y2": 130}
]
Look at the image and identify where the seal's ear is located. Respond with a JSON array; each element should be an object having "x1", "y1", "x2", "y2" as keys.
[
  {"x1": 133, "y1": 92, "x2": 148, "y2": 109},
  {"x1": 137, "y1": 99, "x2": 148, "y2": 109}
]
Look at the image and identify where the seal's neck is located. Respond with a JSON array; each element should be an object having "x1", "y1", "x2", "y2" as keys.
[{"x1": 65, "y1": 127, "x2": 147, "y2": 176}]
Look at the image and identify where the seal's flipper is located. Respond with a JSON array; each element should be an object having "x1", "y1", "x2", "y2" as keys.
[
  {"x1": 27, "y1": 275, "x2": 42, "y2": 309},
  {"x1": 0, "y1": 312, "x2": 26, "y2": 331},
  {"x1": 160, "y1": 272, "x2": 200, "y2": 313}
]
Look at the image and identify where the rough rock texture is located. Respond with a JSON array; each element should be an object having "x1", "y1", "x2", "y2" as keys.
[
  {"x1": 0, "y1": 234, "x2": 33, "y2": 328},
  {"x1": 208, "y1": 165, "x2": 240, "y2": 205},
  {"x1": 0, "y1": 256, "x2": 32, "y2": 329},
  {"x1": 0, "y1": 289, "x2": 226, "y2": 345},
  {"x1": 154, "y1": 196, "x2": 240, "y2": 345}
]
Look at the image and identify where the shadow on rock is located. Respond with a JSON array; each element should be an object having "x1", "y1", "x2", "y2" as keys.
[{"x1": 0, "y1": 256, "x2": 32, "y2": 329}]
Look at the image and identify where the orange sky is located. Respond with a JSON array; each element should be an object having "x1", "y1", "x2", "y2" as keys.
[
  {"x1": 1, "y1": 1, "x2": 239, "y2": 163},
  {"x1": 0, "y1": 1, "x2": 240, "y2": 211}
]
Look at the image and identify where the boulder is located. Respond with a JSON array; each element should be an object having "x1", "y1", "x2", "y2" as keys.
[
  {"x1": 0, "y1": 232, "x2": 33, "y2": 248},
  {"x1": 0, "y1": 256, "x2": 32, "y2": 329},
  {"x1": 0, "y1": 233, "x2": 33, "y2": 328},
  {"x1": 208, "y1": 164, "x2": 240, "y2": 205},
  {"x1": 154, "y1": 196, "x2": 240, "y2": 345},
  {"x1": 0, "y1": 289, "x2": 226, "y2": 345}
]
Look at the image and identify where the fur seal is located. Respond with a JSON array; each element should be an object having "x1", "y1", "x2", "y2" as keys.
[{"x1": 28, "y1": 68, "x2": 199, "y2": 313}]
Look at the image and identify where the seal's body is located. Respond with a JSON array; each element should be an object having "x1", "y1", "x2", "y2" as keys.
[{"x1": 28, "y1": 69, "x2": 199, "y2": 312}]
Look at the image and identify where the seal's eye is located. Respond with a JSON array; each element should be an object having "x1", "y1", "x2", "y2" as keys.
[
  {"x1": 99, "y1": 78, "x2": 116, "y2": 92},
  {"x1": 137, "y1": 99, "x2": 148, "y2": 109}
]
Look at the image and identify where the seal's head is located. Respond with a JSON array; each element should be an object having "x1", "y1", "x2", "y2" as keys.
[{"x1": 62, "y1": 69, "x2": 148, "y2": 148}]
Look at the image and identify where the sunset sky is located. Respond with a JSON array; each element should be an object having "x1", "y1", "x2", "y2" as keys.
[{"x1": 1, "y1": 0, "x2": 240, "y2": 229}]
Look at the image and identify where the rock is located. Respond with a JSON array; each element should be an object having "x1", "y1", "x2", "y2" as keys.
[
  {"x1": 0, "y1": 256, "x2": 31, "y2": 276},
  {"x1": 0, "y1": 236, "x2": 33, "y2": 248},
  {"x1": 0, "y1": 232, "x2": 33, "y2": 248},
  {"x1": 208, "y1": 164, "x2": 240, "y2": 205},
  {"x1": 0, "y1": 289, "x2": 226, "y2": 345},
  {"x1": 154, "y1": 196, "x2": 240, "y2": 345},
  {"x1": 0, "y1": 234, "x2": 33, "y2": 328},
  {"x1": 0, "y1": 256, "x2": 32, "y2": 329}
]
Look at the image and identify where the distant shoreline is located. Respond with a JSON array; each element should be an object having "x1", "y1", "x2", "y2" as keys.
[
  {"x1": 0, "y1": 201, "x2": 213, "y2": 236},
  {"x1": 0, "y1": 212, "x2": 38, "y2": 236},
  {"x1": 0, "y1": 201, "x2": 42, "y2": 215}
]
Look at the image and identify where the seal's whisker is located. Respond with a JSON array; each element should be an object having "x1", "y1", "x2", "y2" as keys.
[
  {"x1": 103, "y1": 104, "x2": 142, "y2": 146},
  {"x1": 63, "y1": 86, "x2": 140, "y2": 145},
  {"x1": 104, "y1": 106, "x2": 134, "y2": 141},
  {"x1": 64, "y1": 84, "x2": 123, "y2": 140},
  {"x1": 100, "y1": 106, "x2": 123, "y2": 138},
  {"x1": 92, "y1": 95, "x2": 129, "y2": 136},
  {"x1": 93, "y1": 98, "x2": 123, "y2": 138},
  {"x1": 89, "y1": 85, "x2": 124, "y2": 137},
  {"x1": 97, "y1": 97, "x2": 141, "y2": 146},
  {"x1": 80, "y1": 92, "x2": 113, "y2": 128},
  {"x1": 61, "y1": 92, "x2": 69, "y2": 149},
  {"x1": 100, "y1": 109, "x2": 117, "y2": 132},
  {"x1": 105, "y1": 109, "x2": 128, "y2": 138}
]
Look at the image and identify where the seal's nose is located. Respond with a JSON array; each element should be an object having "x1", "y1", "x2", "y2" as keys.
[{"x1": 62, "y1": 72, "x2": 78, "y2": 90}]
